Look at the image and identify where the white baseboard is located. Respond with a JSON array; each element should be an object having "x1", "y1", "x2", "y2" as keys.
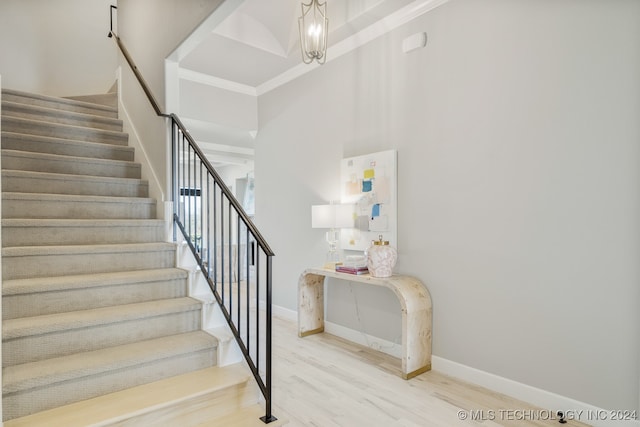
[
  {"x1": 432, "y1": 356, "x2": 639, "y2": 427},
  {"x1": 272, "y1": 304, "x2": 402, "y2": 358},
  {"x1": 272, "y1": 304, "x2": 296, "y2": 322},
  {"x1": 275, "y1": 304, "x2": 639, "y2": 427},
  {"x1": 324, "y1": 321, "x2": 403, "y2": 359},
  {"x1": 115, "y1": 66, "x2": 166, "y2": 205}
]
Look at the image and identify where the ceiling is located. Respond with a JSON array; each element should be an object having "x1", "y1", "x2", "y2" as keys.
[
  {"x1": 171, "y1": 0, "x2": 443, "y2": 168},
  {"x1": 180, "y1": 0, "x2": 420, "y2": 88}
]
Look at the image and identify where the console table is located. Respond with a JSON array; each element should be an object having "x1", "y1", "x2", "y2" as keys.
[{"x1": 298, "y1": 267, "x2": 432, "y2": 379}]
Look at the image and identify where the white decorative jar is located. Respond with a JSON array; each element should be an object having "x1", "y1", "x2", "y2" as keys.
[{"x1": 366, "y1": 235, "x2": 397, "y2": 278}]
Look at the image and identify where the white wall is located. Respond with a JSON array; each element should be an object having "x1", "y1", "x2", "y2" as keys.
[
  {"x1": 117, "y1": 0, "x2": 224, "y2": 109},
  {"x1": 179, "y1": 79, "x2": 258, "y2": 134},
  {"x1": 0, "y1": 0, "x2": 117, "y2": 96},
  {"x1": 116, "y1": 0, "x2": 224, "y2": 200},
  {"x1": 217, "y1": 163, "x2": 254, "y2": 193},
  {"x1": 255, "y1": 0, "x2": 640, "y2": 414}
]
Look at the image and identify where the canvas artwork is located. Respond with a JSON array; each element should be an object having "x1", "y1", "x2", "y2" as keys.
[{"x1": 340, "y1": 149, "x2": 397, "y2": 252}]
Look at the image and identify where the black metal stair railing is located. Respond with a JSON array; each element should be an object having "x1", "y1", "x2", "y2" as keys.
[{"x1": 108, "y1": 6, "x2": 276, "y2": 423}]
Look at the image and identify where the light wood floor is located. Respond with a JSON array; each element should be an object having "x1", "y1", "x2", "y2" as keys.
[{"x1": 269, "y1": 315, "x2": 588, "y2": 427}]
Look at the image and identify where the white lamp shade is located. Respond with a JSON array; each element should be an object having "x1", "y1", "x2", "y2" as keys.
[{"x1": 311, "y1": 204, "x2": 353, "y2": 229}]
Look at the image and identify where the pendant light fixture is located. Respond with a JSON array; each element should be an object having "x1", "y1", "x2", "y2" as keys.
[{"x1": 298, "y1": 0, "x2": 329, "y2": 64}]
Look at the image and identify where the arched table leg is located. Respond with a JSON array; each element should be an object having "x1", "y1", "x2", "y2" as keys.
[{"x1": 297, "y1": 268, "x2": 432, "y2": 379}]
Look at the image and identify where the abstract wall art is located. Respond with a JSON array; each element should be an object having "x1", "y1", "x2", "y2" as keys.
[{"x1": 340, "y1": 149, "x2": 397, "y2": 252}]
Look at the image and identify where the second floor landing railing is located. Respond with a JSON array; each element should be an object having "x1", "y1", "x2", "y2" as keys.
[{"x1": 108, "y1": 5, "x2": 276, "y2": 423}]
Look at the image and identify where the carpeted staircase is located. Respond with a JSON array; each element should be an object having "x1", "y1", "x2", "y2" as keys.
[{"x1": 0, "y1": 88, "x2": 270, "y2": 426}]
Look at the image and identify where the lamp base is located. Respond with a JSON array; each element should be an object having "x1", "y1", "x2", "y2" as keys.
[
  {"x1": 324, "y1": 246, "x2": 341, "y2": 270},
  {"x1": 323, "y1": 261, "x2": 342, "y2": 269}
]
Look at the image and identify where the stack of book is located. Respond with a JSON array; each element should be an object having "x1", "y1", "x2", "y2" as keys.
[
  {"x1": 335, "y1": 265, "x2": 369, "y2": 275},
  {"x1": 336, "y1": 254, "x2": 369, "y2": 275}
]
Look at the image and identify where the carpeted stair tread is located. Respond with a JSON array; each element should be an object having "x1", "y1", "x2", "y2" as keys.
[
  {"x1": 2, "y1": 242, "x2": 176, "y2": 280},
  {"x1": 1, "y1": 169, "x2": 148, "y2": 197},
  {"x1": 1, "y1": 116, "x2": 128, "y2": 145},
  {"x1": 2, "y1": 192, "x2": 156, "y2": 208},
  {"x1": 1, "y1": 218, "x2": 165, "y2": 247},
  {"x1": 1, "y1": 169, "x2": 144, "y2": 185},
  {"x1": 2, "y1": 268, "x2": 188, "y2": 320},
  {"x1": 3, "y1": 297, "x2": 201, "y2": 340},
  {"x1": 2, "y1": 241, "x2": 174, "y2": 257},
  {"x1": 1, "y1": 88, "x2": 118, "y2": 118},
  {"x1": 64, "y1": 92, "x2": 118, "y2": 109},
  {"x1": 2, "y1": 100, "x2": 123, "y2": 132},
  {"x1": 1, "y1": 149, "x2": 141, "y2": 179},
  {"x1": 1, "y1": 218, "x2": 163, "y2": 228},
  {"x1": 1, "y1": 131, "x2": 134, "y2": 161},
  {"x1": 2, "y1": 331, "x2": 218, "y2": 394},
  {"x1": 2, "y1": 192, "x2": 156, "y2": 220},
  {"x1": 2, "y1": 192, "x2": 152, "y2": 202},
  {"x1": 2, "y1": 268, "x2": 186, "y2": 296}
]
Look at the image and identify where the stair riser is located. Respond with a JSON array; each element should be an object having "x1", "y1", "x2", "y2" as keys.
[
  {"x1": 2, "y1": 197, "x2": 156, "y2": 220},
  {"x1": 2, "y1": 152, "x2": 141, "y2": 179},
  {"x1": 1, "y1": 116, "x2": 128, "y2": 146},
  {"x1": 2, "y1": 247, "x2": 175, "y2": 280},
  {"x1": 2, "y1": 223, "x2": 164, "y2": 247},
  {"x1": 65, "y1": 93, "x2": 118, "y2": 109},
  {"x1": 3, "y1": 310, "x2": 202, "y2": 366},
  {"x1": 2, "y1": 174, "x2": 148, "y2": 198},
  {"x1": 112, "y1": 381, "x2": 258, "y2": 427},
  {"x1": 2, "y1": 102, "x2": 123, "y2": 132},
  {"x1": 1, "y1": 132, "x2": 135, "y2": 161},
  {"x1": 2, "y1": 349, "x2": 216, "y2": 421},
  {"x1": 2, "y1": 90, "x2": 118, "y2": 118},
  {"x1": 3, "y1": 277, "x2": 188, "y2": 319}
]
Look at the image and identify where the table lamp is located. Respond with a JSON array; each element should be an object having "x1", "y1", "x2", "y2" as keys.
[{"x1": 311, "y1": 203, "x2": 353, "y2": 267}]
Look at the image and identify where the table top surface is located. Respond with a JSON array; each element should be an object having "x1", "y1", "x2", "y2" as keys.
[{"x1": 303, "y1": 267, "x2": 414, "y2": 285}]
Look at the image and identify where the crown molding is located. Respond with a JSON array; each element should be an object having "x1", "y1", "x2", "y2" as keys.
[
  {"x1": 178, "y1": 0, "x2": 451, "y2": 97},
  {"x1": 257, "y1": 0, "x2": 450, "y2": 95},
  {"x1": 178, "y1": 68, "x2": 258, "y2": 96}
]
